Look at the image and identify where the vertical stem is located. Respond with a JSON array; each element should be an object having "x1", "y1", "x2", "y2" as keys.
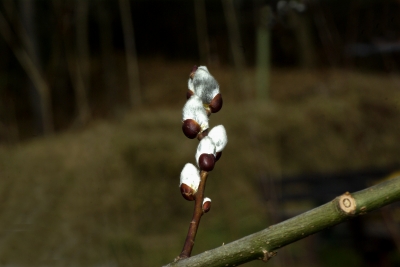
[
  {"x1": 97, "y1": 3, "x2": 117, "y2": 112},
  {"x1": 179, "y1": 171, "x2": 209, "y2": 259},
  {"x1": 0, "y1": 8, "x2": 54, "y2": 135},
  {"x1": 255, "y1": 6, "x2": 270, "y2": 101},
  {"x1": 221, "y1": 0, "x2": 247, "y2": 99},
  {"x1": 74, "y1": 0, "x2": 91, "y2": 124},
  {"x1": 119, "y1": 0, "x2": 141, "y2": 107},
  {"x1": 287, "y1": 9, "x2": 316, "y2": 69}
]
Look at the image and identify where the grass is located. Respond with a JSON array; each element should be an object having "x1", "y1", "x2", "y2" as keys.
[{"x1": 1, "y1": 60, "x2": 400, "y2": 266}]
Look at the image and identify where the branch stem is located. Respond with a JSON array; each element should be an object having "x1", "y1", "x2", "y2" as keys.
[
  {"x1": 166, "y1": 174, "x2": 400, "y2": 267},
  {"x1": 179, "y1": 170, "x2": 209, "y2": 259}
]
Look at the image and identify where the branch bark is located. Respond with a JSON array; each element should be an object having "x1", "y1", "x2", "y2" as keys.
[{"x1": 164, "y1": 174, "x2": 400, "y2": 267}]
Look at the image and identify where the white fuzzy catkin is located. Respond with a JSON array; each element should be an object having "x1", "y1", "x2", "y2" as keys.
[
  {"x1": 188, "y1": 66, "x2": 219, "y2": 104},
  {"x1": 195, "y1": 136, "x2": 216, "y2": 166},
  {"x1": 203, "y1": 197, "x2": 211, "y2": 204},
  {"x1": 208, "y1": 125, "x2": 228, "y2": 152},
  {"x1": 182, "y1": 95, "x2": 209, "y2": 132},
  {"x1": 180, "y1": 163, "x2": 201, "y2": 192}
]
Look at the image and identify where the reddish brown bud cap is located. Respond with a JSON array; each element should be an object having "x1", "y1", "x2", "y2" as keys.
[
  {"x1": 189, "y1": 65, "x2": 198, "y2": 79},
  {"x1": 180, "y1": 183, "x2": 196, "y2": 201},
  {"x1": 215, "y1": 151, "x2": 222, "y2": 161},
  {"x1": 199, "y1": 153, "x2": 215, "y2": 172},
  {"x1": 186, "y1": 90, "x2": 194, "y2": 99},
  {"x1": 209, "y1": 93, "x2": 223, "y2": 113},
  {"x1": 202, "y1": 200, "x2": 211, "y2": 213},
  {"x1": 182, "y1": 119, "x2": 201, "y2": 139}
]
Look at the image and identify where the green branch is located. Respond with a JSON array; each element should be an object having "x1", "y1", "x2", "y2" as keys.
[{"x1": 164, "y1": 174, "x2": 400, "y2": 267}]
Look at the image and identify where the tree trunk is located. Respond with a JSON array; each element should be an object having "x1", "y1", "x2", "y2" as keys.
[
  {"x1": 221, "y1": 0, "x2": 247, "y2": 100},
  {"x1": 73, "y1": 0, "x2": 91, "y2": 125},
  {"x1": 97, "y1": 2, "x2": 118, "y2": 115},
  {"x1": 255, "y1": 6, "x2": 271, "y2": 101},
  {"x1": 194, "y1": 0, "x2": 211, "y2": 65},
  {"x1": 0, "y1": 1, "x2": 54, "y2": 135},
  {"x1": 119, "y1": 0, "x2": 141, "y2": 107}
]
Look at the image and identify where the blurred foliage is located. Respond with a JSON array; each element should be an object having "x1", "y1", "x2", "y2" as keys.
[{"x1": 1, "y1": 62, "x2": 400, "y2": 266}]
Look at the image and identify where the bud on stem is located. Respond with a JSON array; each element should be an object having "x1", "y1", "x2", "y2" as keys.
[
  {"x1": 179, "y1": 163, "x2": 201, "y2": 201},
  {"x1": 182, "y1": 95, "x2": 209, "y2": 139},
  {"x1": 208, "y1": 125, "x2": 228, "y2": 154},
  {"x1": 182, "y1": 119, "x2": 201, "y2": 139},
  {"x1": 209, "y1": 93, "x2": 223, "y2": 113},
  {"x1": 198, "y1": 154, "x2": 215, "y2": 172},
  {"x1": 202, "y1": 197, "x2": 211, "y2": 213},
  {"x1": 196, "y1": 136, "x2": 217, "y2": 172}
]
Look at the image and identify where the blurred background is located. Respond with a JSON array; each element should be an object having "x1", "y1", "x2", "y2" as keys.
[{"x1": 1, "y1": 0, "x2": 400, "y2": 266}]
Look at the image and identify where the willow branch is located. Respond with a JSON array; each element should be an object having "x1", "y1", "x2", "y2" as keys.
[
  {"x1": 164, "y1": 174, "x2": 400, "y2": 267},
  {"x1": 179, "y1": 171, "x2": 209, "y2": 259}
]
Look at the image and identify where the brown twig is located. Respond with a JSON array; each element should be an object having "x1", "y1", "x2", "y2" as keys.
[{"x1": 178, "y1": 170, "x2": 209, "y2": 259}]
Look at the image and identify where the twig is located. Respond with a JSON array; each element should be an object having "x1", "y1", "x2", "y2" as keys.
[
  {"x1": 178, "y1": 171, "x2": 209, "y2": 259},
  {"x1": 164, "y1": 174, "x2": 400, "y2": 267}
]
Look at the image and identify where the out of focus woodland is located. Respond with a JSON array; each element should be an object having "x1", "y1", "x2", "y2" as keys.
[
  {"x1": 1, "y1": 0, "x2": 400, "y2": 141},
  {"x1": 1, "y1": 0, "x2": 400, "y2": 266}
]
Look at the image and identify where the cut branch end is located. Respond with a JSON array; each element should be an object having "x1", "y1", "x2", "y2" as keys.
[{"x1": 338, "y1": 193, "x2": 356, "y2": 214}]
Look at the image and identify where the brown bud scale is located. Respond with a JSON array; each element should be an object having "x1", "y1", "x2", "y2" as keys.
[
  {"x1": 186, "y1": 90, "x2": 194, "y2": 99},
  {"x1": 189, "y1": 65, "x2": 198, "y2": 79},
  {"x1": 180, "y1": 183, "x2": 196, "y2": 201},
  {"x1": 182, "y1": 119, "x2": 200, "y2": 139},
  {"x1": 199, "y1": 153, "x2": 215, "y2": 172},
  {"x1": 215, "y1": 151, "x2": 222, "y2": 161},
  {"x1": 202, "y1": 201, "x2": 211, "y2": 213},
  {"x1": 209, "y1": 93, "x2": 223, "y2": 113}
]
